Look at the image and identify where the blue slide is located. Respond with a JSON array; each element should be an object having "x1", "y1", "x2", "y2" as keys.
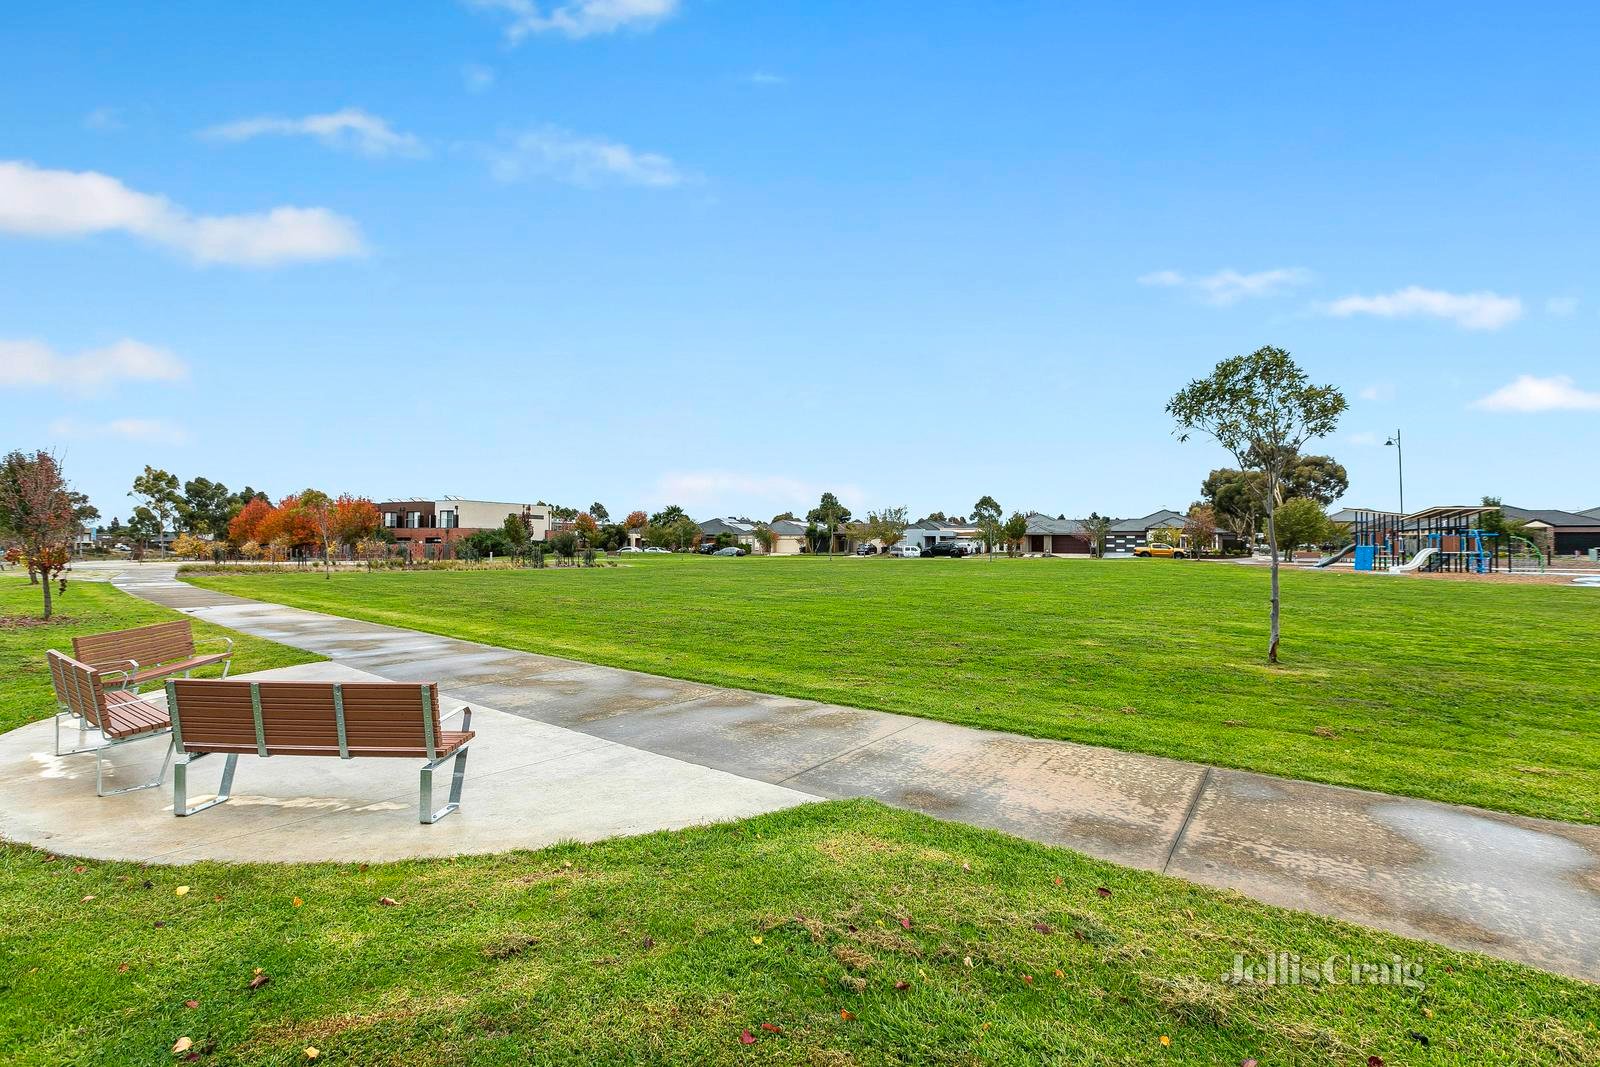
[{"x1": 1315, "y1": 543, "x2": 1355, "y2": 568}]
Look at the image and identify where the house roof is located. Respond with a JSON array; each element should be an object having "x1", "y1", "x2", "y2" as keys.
[
  {"x1": 1582, "y1": 506, "x2": 1600, "y2": 520},
  {"x1": 696, "y1": 517, "x2": 759, "y2": 536},
  {"x1": 770, "y1": 519, "x2": 808, "y2": 535},
  {"x1": 1024, "y1": 514, "x2": 1087, "y2": 535},
  {"x1": 1499, "y1": 505, "x2": 1600, "y2": 527},
  {"x1": 1108, "y1": 509, "x2": 1185, "y2": 533}
]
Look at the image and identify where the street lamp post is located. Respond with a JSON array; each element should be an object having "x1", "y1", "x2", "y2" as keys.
[{"x1": 1384, "y1": 430, "x2": 1405, "y2": 516}]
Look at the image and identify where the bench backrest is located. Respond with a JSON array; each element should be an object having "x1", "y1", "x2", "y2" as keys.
[
  {"x1": 74, "y1": 620, "x2": 195, "y2": 672},
  {"x1": 166, "y1": 679, "x2": 449, "y2": 759},
  {"x1": 47, "y1": 650, "x2": 111, "y2": 730}
]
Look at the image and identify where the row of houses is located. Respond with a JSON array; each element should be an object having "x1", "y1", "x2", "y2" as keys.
[{"x1": 692, "y1": 509, "x2": 1206, "y2": 556}]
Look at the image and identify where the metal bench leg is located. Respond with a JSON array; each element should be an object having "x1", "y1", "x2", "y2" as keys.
[
  {"x1": 55, "y1": 709, "x2": 105, "y2": 757},
  {"x1": 419, "y1": 744, "x2": 470, "y2": 823},
  {"x1": 173, "y1": 752, "x2": 238, "y2": 816},
  {"x1": 96, "y1": 736, "x2": 175, "y2": 797}
]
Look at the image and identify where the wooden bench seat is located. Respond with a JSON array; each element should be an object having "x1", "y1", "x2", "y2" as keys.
[
  {"x1": 46, "y1": 650, "x2": 174, "y2": 795},
  {"x1": 165, "y1": 679, "x2": 475, "y2": 823},
  {"x1": 73, "y1": 620, "x2": 233, "y2": 692}
]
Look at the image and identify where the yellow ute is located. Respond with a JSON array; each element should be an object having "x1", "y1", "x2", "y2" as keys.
[{"x1": 1134, "y1": 543, "x2": 1185, "y2": 559}]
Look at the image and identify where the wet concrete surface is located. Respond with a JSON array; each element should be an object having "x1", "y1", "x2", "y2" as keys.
[{"x1": 36, "y1": 562, "x2": 1597, "y2": 979}]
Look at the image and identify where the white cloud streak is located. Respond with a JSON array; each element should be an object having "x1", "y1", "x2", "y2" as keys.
[
  {"x1": 1323, "y1": 286, "x2": 1522, "y2": 330},
  {"x1": 1545, "y1": 296, "x2": 1579, "y2": 316},
  {"x1": 49, "y1": 417, "x2": 190, "y2": 445},
  {"x1": 471, "y1": 0, "x2": 679, "y2": 41},
  {"x1": 201, "y1": 108, "x2": 424, "y2": 158},
  {"x1": 485, "y1": 126, "x2": 686, "y2": 187},
  {"x1": 1137, "y1": 267, "x2": 1311, "y2": 305},
  {"x1": 0, "y1": 338, "x2": 188, "y2": 393},
  {"x1": 1472, "y1": 375, "x2": 1600, "y2": 413},
  {"x1": 463, "y1": 64, "x2": 496, "y2": 93},
  {"x1": 0, "y1": 160, "x2": 365, "y2": 266}
]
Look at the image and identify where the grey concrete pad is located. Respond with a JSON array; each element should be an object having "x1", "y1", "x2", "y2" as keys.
[
  {"x1": 1165, "y1": 769, "x2": 1600, "y2": 979},
  {"x1": 449, "y1": 665, "x2": 723, "y2": 726},
  {"x1": 0, "y1": 662, "x2": 814, "y2": 864},
  {"x1": 786, "y1": 718, "x2": 1207, "y2": 871},
  {"x1": 547, "y1": 690, "x2": 921, "y2": 784}
]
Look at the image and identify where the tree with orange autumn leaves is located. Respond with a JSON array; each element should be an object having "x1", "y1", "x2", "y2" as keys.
[{"x1": 226, "y1": 492, "x2": 381, "y2": 565}]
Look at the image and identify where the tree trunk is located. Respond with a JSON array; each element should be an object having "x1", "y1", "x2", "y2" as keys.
[
  {"x1": 1265, "y1": 498, "x2": 1280, "y2": 663},
  {"x1": 41, "y1": 569, "x2": 53, "y2": 620}
]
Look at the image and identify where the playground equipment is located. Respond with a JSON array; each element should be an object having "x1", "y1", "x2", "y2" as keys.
[
  {"x1": 1348, "y1": 507, "x2": 1506, "y2": 575},
  {"x1": 1506, "y1": 534, "x2": 1547, "y2": 574},
  {"x1": 1315, "y1": 543, "x2": 1355, "y2": 568}
]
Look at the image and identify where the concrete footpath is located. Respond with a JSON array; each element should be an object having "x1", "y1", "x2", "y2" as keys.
[{"x1": 82, "y1": 565, "x2": 1600, "y2": 979}]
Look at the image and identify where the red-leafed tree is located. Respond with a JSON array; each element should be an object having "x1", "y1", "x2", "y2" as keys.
[
  {"x1": 254, "y1": 495, "x2": 320, "y2": 551},
  {"x1": 0, "y1": 450, "x2": 80, "y2": 619},
  {"x1": 228, "y1": 496, "x2": 274, "y2": 545},
  {"x1": 331, "y1": 494, "x2": 381, "y2": 547},
  {"x1": 574, "y1": 512, "x2": 599, "y2": 545}
]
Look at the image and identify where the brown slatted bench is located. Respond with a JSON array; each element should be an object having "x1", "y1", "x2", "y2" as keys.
[
  {"x1": 74, "y1": 620, "x2": 233, "y2": 693},
  {"x1": 47, "y1": 650, "x2": 174, "y2": 794},
  {"x1": 165, "y1": 679, "x2": 475, "y2": 823}
]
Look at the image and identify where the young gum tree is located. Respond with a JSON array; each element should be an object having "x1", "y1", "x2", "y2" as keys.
[{"x1": 1168, "y1": 346, "x2": 1346, "y2": 663}]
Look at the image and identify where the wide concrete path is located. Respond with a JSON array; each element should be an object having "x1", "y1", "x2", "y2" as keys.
[{"x1": 62, "y1": 565, "x2": 1600, "y2": 978}]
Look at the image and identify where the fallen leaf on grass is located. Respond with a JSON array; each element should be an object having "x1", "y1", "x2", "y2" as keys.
[
  {"x1": 1367, "y1": 1057, "x2": 1385, "y2": 1067},
  {"x1": 1053, "y1": 969, "x2": 1064, "y2": 979},
  {"x1": 1032, "y1": 922, "x2": 1053, "y2": 934},
  {"x1": 750, "y1": 936, "x2": 763, "y2": 945},
  {"x1": 1313, "y1": 726, "x2": 1339, "y2": 739},
  {"x1": 175, "y1": 886, "x2": 190, "y2": 897},
  {"x1": 304, "y1": 1047, "x2": 319, "y2": 1059},
  {"x1": 1021, "y1": 974, "x2": 1033, "y2": 985},
  {"x1": 1159, "y1": 1035, "x2": 1171, "y2": 1047},
  {"x1": 963, "y1": 956, "x2": 973, "y2": 969},
  {"x1": 898, "y1": 917, "x2": 912, "y2": 930},
  {"x1": 117, "y1": 963, "x2": 129, "y2": 973},
  {"x1": 291, "y1": 897, "x2": 303, "y2": 908},
  {"x1": 839, "y1": 1010, "x2": 855, "y2": 1021},
  {"x1": 739, "y1": 1030, "x2": 756, "y2": 1045},
  {"x1": 378, "y1": 896, "x2": 399, "y2": 907},
  {"x1": 1241, "y1": 1059, "x2": 1258, "y2": 1067},
  {"x1": 81, "y1": 894, "x2": 95, "y2": 902},
  {"x1": 1096, "y1": 887, "x2": 1112, "y2": 898},
  {"x1": 73, "y1": 864, "x2": 86, "y2": 874},
  {"x1": 760, "y1": 1022, "x2": 783, "y2": 1034},
  {"x1": 248, "y1": 968, "x2": 270, "y2": 991},
  {"x1": 894, "y1": 980, "x2": 910, "y2": 991},
  {"x1": 171, "y1": 1036, "x2": 193, "y2": 1055},
  {"x1": 184, "y1": 1000, "x2": 199, "y2": 1010}
]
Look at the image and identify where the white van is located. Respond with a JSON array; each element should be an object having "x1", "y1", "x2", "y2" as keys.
[{"x1": 889, "y1": 544, "x2": 921, "y2": 558}]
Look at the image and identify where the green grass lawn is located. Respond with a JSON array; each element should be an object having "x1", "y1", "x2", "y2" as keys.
[
  {"x1": 0, "y1": 576, "x2": 320, "y2": 735},
  {"x1": 189, "y1": 556, "x2": 1600, "y2": 824},
  {"x1": 1, "y1": 575, "x2": 1597, "y2": 1063}
]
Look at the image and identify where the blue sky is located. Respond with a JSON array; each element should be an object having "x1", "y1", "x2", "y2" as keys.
[{"x1": 4, "y1": 2, "x2": 1598, "y2": 524}]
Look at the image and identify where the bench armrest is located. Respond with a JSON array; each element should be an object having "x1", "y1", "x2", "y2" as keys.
[
  {"x1": 195, "y1": 635, "x2": 235, "y2": 657},
  {"x1": 443, "y1": 705, "x2": 473, "y2": 732},
  {"x1": 93, "y1": 658, "x2": 141, "y2": 687},
  {"x1": 98, "y1": 666, "x2": 138, "y2": 690}
]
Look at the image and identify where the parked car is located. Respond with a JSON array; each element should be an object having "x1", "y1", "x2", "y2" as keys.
[
  {"x1": 643, "y1": 546, "x2": 669, "y2": 553},
  {"x1": 855, "y1": 544, "x2": 878, "y2": 555},
  {"x1": 925, "y1": 541, "x2": 968, "y2": 558},
  {"x1": 888, "y1": 544, "x2": 921, "y2": 558},
  {"x1": 619, "y1": 546, "x2": 643, "y2": 553},
  {"x1": 1134, "y1": 543, "x2": 1185, "y2": 559},
  {"x1": 712, "y1": 546, "x2": 746, "y2": 557}
]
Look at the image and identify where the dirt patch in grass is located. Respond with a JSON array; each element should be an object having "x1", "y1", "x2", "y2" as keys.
[{"x1": 0, "y1": 614, "x2": 77, "y2": 629}]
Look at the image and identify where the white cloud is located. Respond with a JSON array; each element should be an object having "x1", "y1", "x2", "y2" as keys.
[
  {"x1": 471, "y1": 0, "x2": 679, "y2": 41},
  {"x1": 201, "y1": 108, "x2": 424, "y2": 158},
  {"x1": 0, "y1": 338, "x2": 188, "y2": 393},
  {"x1": 746, "y1": 71, "x2": 786, "y2": 86},
  {"x1": 1471, "y1": 375, "x2": 1600, "y2": 413},
  {"x1": 0, "y1": 160, "x2": 365, "y2": 266},
  {"x1": 1358, "y1": 383, "x2": 1395, "y2": 402},
  {"x1": 84, "y1": 107, "x2": 124, "y2": 131},
  {"x1": 1137, "y1": 267, "x2": 1311, "y2": 306},
  {"x1": 1545, "y1": 296, "x2": 1579, "y2": 316},
  {"x1": 1346, "y1": 431, "x2": 1381, "y2": 446},
  {"x1": 50, "y1": 417, "x2": 190, "y2": 444},
  {"x1": 463, "y1": 63, "x2": 496, "y2": 93},
  {"x1": 656, "y1": 471, "x2": 866, "y2": 514},
  {"x1": 1322, "y1": 286, "x2": 1522, "y2": 330},
  {"x1": 485, "y1": 126, "x2": 686, "y2": 187}
]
